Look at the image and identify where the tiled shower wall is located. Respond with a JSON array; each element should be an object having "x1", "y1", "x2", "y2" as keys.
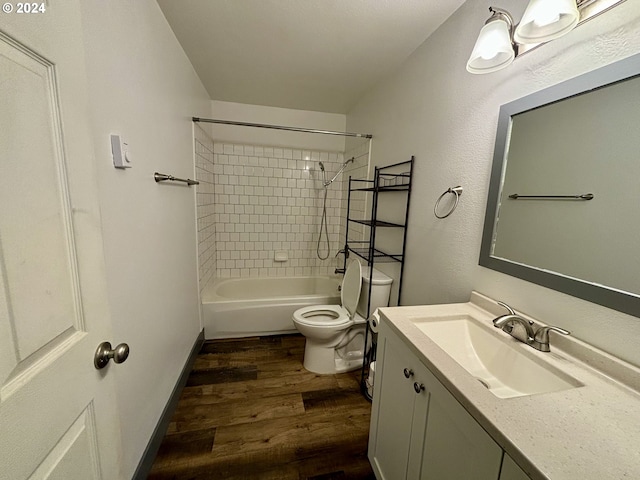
[
  {"x1": 212, "y1": 142, "x2": 351, "y2": 278},
  {"x1": 339, "y1": 141, "x2": 371, "y2": 252},
  {"x1": 194, "y1": 125, "x2": 217, "y2": 292},
  {"x1": 194, "y1": 127, "x2": 372, "y2": 282}
]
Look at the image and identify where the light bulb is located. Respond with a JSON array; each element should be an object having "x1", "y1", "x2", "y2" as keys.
[
  {"x1": 534, "y1": 12, "x2": 560, "y2": 27},
  {"x1": 467, "y1": 15, "x2": 515, "y2": 74},
  {"x1": 480, "y1": 50, "x2": 499, "y2": 61}
]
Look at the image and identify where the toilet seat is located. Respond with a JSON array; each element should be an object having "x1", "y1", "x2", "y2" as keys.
[
  {"x1": 293, "y1": 305, "x2": 351, "y2": 327},
  {"x1": 292, "y1": 261, "x2": 363, "y2": 328}
]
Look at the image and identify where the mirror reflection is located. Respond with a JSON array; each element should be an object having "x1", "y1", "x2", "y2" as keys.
[{"x1": 480, "y1": 53, "x2": 640, "y2": 316}]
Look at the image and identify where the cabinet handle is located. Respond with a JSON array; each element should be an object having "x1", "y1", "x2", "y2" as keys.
[
  {"x1": 414, "y1": 382, "x2": 425, "y2": 394},
  {"x1": 403, "y1": 368, "x2": 414, "y2": 378}
]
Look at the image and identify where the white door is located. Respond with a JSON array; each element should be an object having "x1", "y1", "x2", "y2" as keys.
[{"x1": 0, "y1": 3, "x2": 124, "y2": 479}]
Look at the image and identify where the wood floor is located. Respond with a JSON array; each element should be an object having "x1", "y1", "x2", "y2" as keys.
[{"x1": 148, "y1": 334, "x2": 375, "y2": 480}]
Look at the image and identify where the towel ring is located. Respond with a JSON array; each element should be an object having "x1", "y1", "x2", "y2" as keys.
[{"x1": 434, "y1": 186, "x2": 463, "y2": 219}]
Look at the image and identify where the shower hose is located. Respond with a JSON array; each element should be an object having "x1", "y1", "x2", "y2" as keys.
[{"x1": 316, "y1": 185, "x2": 330, "y2": 260}]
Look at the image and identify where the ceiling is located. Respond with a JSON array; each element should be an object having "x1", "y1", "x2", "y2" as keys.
[{"x1": 156, "y1": 0, "x2": 466, "y2": 114}]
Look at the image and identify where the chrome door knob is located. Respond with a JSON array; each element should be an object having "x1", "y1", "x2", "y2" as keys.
[
  {"x1": 403, "y1": 368, "x2": 414, "y2": 378},
  {"x1": 94, "y1": 342, "x2": 130, "y2": 369}
]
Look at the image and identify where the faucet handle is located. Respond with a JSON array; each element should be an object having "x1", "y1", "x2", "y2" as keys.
[
  {"x1": 532, "y1": 326, "x2": 570, "y2": 352},
  {"x1": 496, "y1": 301, "x2": 516, "y2": 315},
  {"x1": 534, "y1": 326, "x2": 570, "y2": 344}
]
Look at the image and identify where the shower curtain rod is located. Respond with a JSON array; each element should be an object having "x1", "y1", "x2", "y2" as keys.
[{"x1": 192, "y1": 117, "x2": 373, "y2": 139}]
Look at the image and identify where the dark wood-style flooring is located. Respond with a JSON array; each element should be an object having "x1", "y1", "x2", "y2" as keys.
[{"x1": 148, "y1": 334, "x2": 375, "y2": 480}]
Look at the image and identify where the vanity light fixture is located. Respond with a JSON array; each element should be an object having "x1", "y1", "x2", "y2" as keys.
[{"x1": 467, "y1": 0, "x2": 627, "y2": 74}]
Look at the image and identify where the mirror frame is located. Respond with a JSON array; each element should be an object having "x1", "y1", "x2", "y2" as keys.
[{"x1": 480, "y1": 52, "x2": 640, "y2": 318}]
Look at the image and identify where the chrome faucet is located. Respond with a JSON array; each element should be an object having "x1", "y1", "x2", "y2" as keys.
[{"x1": 492, "y1": 302, "x2": 570, "y2": 352}]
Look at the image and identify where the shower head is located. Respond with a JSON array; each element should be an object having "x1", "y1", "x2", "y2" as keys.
[{"x1": 319, "y1": 161, "x2": 325, "y2": 171}]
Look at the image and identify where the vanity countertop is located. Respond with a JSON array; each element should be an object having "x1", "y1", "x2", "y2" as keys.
[{"x1": 378, "y1": 292, "x2": 640, "y2": 480}]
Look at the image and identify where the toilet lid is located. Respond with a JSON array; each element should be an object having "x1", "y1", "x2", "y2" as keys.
[{"x1": 341, "y1": 261, "x2": 362, "y2": 318}]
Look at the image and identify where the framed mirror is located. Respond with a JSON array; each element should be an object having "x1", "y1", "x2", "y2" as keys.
[{"x1": 480, "y1": 52, "x2": 640, "y2": 317}]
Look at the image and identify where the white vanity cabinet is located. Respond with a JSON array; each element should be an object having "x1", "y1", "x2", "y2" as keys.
[
  {"x1": 367, "y1": 326, "x2": 429, "y2": 479},
  {"x1": 369, "y1": 324, "x2": 505, "y2": 480}
]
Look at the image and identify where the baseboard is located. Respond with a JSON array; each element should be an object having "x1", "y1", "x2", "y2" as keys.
[{"x1": 132, "y1": 329, "x2": 205, "y2": 480}]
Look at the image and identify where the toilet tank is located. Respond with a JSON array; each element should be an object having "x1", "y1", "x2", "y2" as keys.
[{"x1": 357, "y1": 266, "x2": 393, "y2": 317}]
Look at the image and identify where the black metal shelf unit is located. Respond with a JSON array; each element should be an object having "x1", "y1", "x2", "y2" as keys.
[{"x1": 342, "y1": 157, "x2": 414, "y2": 401}]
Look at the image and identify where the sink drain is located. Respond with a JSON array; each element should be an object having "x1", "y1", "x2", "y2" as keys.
[{"x1": 475, "y1": 377, "x2": 490, "y2": 389}]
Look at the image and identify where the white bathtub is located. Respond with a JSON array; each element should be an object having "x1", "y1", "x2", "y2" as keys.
[{"x1": 202, "y1": 276, "x2": 341, "y2": 339}]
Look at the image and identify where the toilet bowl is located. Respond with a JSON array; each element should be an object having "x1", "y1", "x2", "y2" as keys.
[{"x1": 292, "y1": 261, "x2": 392, "y2": 374}]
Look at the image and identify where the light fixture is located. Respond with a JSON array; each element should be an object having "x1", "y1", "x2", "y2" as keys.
[
  {"x1": 466, "y1": 7, "x2": 515, "y2": 74},
  {"x1": 466, "y1": 1, "x2": 626, "y2": 75},
  {"x1": 514, "y1": 0, "x2": 580, "y2": 44}
]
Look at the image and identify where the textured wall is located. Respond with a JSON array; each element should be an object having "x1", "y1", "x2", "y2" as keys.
[{"x1": 346, "y1": 0, "x2": 640, "y2": 366}]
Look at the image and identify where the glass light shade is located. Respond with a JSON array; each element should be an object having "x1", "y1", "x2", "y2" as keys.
[
  {"x1": 514, "y1": 0, "x2": 580, "y2": 44},
  {"x1": 466, "y1": 18, "x2": 515, "y2": 74}
]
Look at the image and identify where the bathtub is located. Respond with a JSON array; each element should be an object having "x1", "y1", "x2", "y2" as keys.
[{"x1": 202, "y1": 276, "x2": 341, "y2": 339}]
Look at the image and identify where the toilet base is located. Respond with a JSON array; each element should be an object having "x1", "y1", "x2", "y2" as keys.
[{"x1": 302, "y1": 337, "x2": 364, "y2": 375}]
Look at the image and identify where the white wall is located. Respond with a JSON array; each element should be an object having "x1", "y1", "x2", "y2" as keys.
[
  {"x1": 211, "y1": 101, "x2": 347, "y2": 151},
  {"x1": 346, "y1": 0, "x2": 640, "y2": 366},
  {"x1": 78, "y1": 1, "x2": 211, "y2": 477}
]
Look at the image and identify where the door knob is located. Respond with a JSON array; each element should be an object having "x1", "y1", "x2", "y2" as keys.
[
  {"x1": 414, "y1": 382, "x2": 425, "y2": 394},
  {"x1": 403, "y1": 368, "x2": 414, "y2": 378},
  {"x1": 94, "y1": 342, "x2": 130, "y2": 369}
]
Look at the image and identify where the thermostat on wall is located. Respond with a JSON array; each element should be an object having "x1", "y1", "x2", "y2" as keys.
[{"x1": 111, "y1": 134, "x2": 132, "y2": 169}]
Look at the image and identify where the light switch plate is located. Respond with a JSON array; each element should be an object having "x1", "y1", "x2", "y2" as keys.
[{"x1": 111, "y1": 134, "x2": 132, "y2": 168}]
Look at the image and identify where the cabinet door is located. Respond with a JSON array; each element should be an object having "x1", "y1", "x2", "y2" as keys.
[
  {"x1": 369, "y1": 332, "x2": 426, "y2": 480},
  {"x1": 418, "y1": 377, "x2": 503, "y2": 480},
  {"x1": 500, "y1": 453, "x2": 531, "y2": 480}
]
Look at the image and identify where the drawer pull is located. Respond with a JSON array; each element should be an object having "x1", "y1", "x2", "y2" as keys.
[
  {"x1": 414, "y1": 382, "x2": 425, "y2": 394},
  {"x1": 403, "y1": 368, "x2": 414, "y2": 378}
]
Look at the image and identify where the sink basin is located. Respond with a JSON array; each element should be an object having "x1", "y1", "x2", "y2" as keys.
[{"x1": 412, "y1": 315, "x2": 581, "y2": 399}]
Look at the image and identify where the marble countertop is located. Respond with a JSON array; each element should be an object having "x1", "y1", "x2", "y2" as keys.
[{"x1": 378, "y1": 292, "x2": 640, "y2": 480}]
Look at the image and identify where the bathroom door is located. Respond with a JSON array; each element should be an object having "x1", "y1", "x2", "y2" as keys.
[{"x1": 0, "y1": 4, "x2": 123, "y2": 479}]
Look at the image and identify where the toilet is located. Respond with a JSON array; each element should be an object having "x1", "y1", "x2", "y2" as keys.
[{"x1": 292, "y1": 261, "x2": 393, "y2": 374}]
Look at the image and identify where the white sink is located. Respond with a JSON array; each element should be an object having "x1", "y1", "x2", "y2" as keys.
[{"x1": 411, "y1": 314, "x2": 582, "y2": 399}]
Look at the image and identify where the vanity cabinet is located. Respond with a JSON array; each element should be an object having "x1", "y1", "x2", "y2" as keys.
[
  {"x1": 369, "y1": 324, "x2": 504, "y2": 480},
  {"x1": 367, "y1": 327, "x2": 429, "y2": 479}
]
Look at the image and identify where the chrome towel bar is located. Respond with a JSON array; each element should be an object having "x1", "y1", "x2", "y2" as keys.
[
  {"x1": 154, "y1": 172, "x2": 199, "y2": 186},
  {"x1": 508, "y1": 193, "x2": 594, "y2": 200}
]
